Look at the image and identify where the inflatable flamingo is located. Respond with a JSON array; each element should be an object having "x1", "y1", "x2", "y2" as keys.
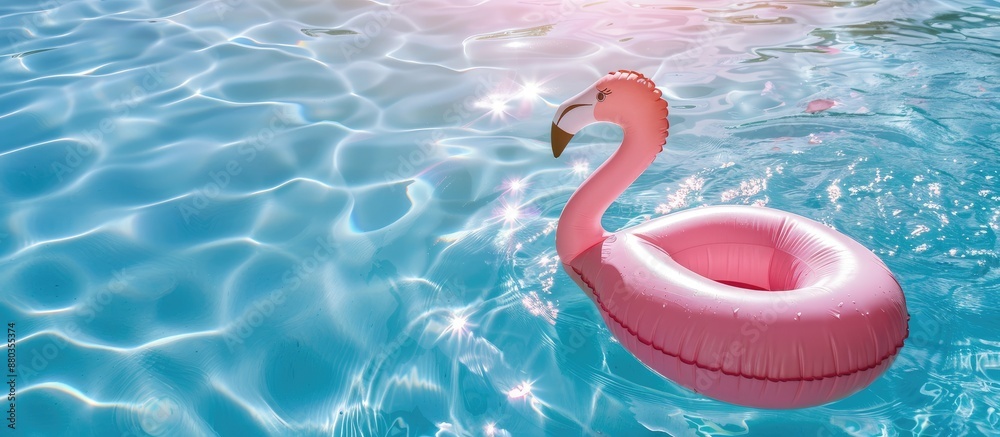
[{"x1": 551, "y1": 70, "x2": 909, "y2": 409}]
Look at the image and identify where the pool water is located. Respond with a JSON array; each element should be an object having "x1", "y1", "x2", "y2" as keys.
[{"x1": 1, "y1": 0, "x2": 998, "y2": 435}]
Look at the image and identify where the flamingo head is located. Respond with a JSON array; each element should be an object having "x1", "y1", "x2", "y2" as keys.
[{"x1": 551, "y1": 70, "x2": 669, "y2": 158}]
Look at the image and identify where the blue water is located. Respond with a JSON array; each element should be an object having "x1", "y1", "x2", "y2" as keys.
[{"x1": 1, "y1": 0, "x2": 998, "y2": 435}]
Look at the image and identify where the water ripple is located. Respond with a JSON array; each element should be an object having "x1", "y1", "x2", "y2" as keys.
[{"x1": 1, "y1": 0, "x2": 999, "y2": 435}]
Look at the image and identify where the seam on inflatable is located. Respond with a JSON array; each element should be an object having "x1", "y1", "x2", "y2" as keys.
[{"x1": 573, "y1": 266, "x2": 909, "y2": 383}]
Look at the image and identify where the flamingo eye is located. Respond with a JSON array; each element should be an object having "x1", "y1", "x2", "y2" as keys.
[{"x1": 597, "y1": 91, "x2": 606, "y2": 102}]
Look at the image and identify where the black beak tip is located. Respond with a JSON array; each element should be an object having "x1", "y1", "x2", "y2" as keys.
[{"x1": 551, "y1": 123, "x2": 573, "y2": 158}]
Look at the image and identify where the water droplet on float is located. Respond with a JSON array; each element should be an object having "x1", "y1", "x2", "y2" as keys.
[
  {"x1": 838, "y1": 302, "x2": 844, "y2": 307},
  {"x1": 733, "y1": 307, "x2": 740, "y2": 317}
]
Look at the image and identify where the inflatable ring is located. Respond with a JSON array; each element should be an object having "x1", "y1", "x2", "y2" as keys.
[{"x1": 550, "y1": 70, "x2": 909, "y2": 409}]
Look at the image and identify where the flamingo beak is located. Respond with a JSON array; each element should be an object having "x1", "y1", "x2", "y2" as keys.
[
  {"x1": 551, "y1": 123, "x2": 573, "y2": 158},
  {"x1": 551, "y1": 90, "x2": 598, "y2": 158}
]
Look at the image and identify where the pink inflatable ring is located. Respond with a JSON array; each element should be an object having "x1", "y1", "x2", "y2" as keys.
[{"x1": 551, "y1": 70, "x2": 909, "y2": 409}]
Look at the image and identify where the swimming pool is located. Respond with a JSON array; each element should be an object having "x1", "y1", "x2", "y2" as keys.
[{"x1": 1, "y1": 0, "x2": 998, "y2": 435}]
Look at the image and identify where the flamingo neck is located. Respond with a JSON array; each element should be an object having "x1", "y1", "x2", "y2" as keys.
[{"x1": 556, "y1": 131, "x2": 658, "y2": 264}]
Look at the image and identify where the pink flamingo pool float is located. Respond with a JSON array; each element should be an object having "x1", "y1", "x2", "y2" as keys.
[{"x1": 550, "y1": 70, "x2": 909, "y2": 409}]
